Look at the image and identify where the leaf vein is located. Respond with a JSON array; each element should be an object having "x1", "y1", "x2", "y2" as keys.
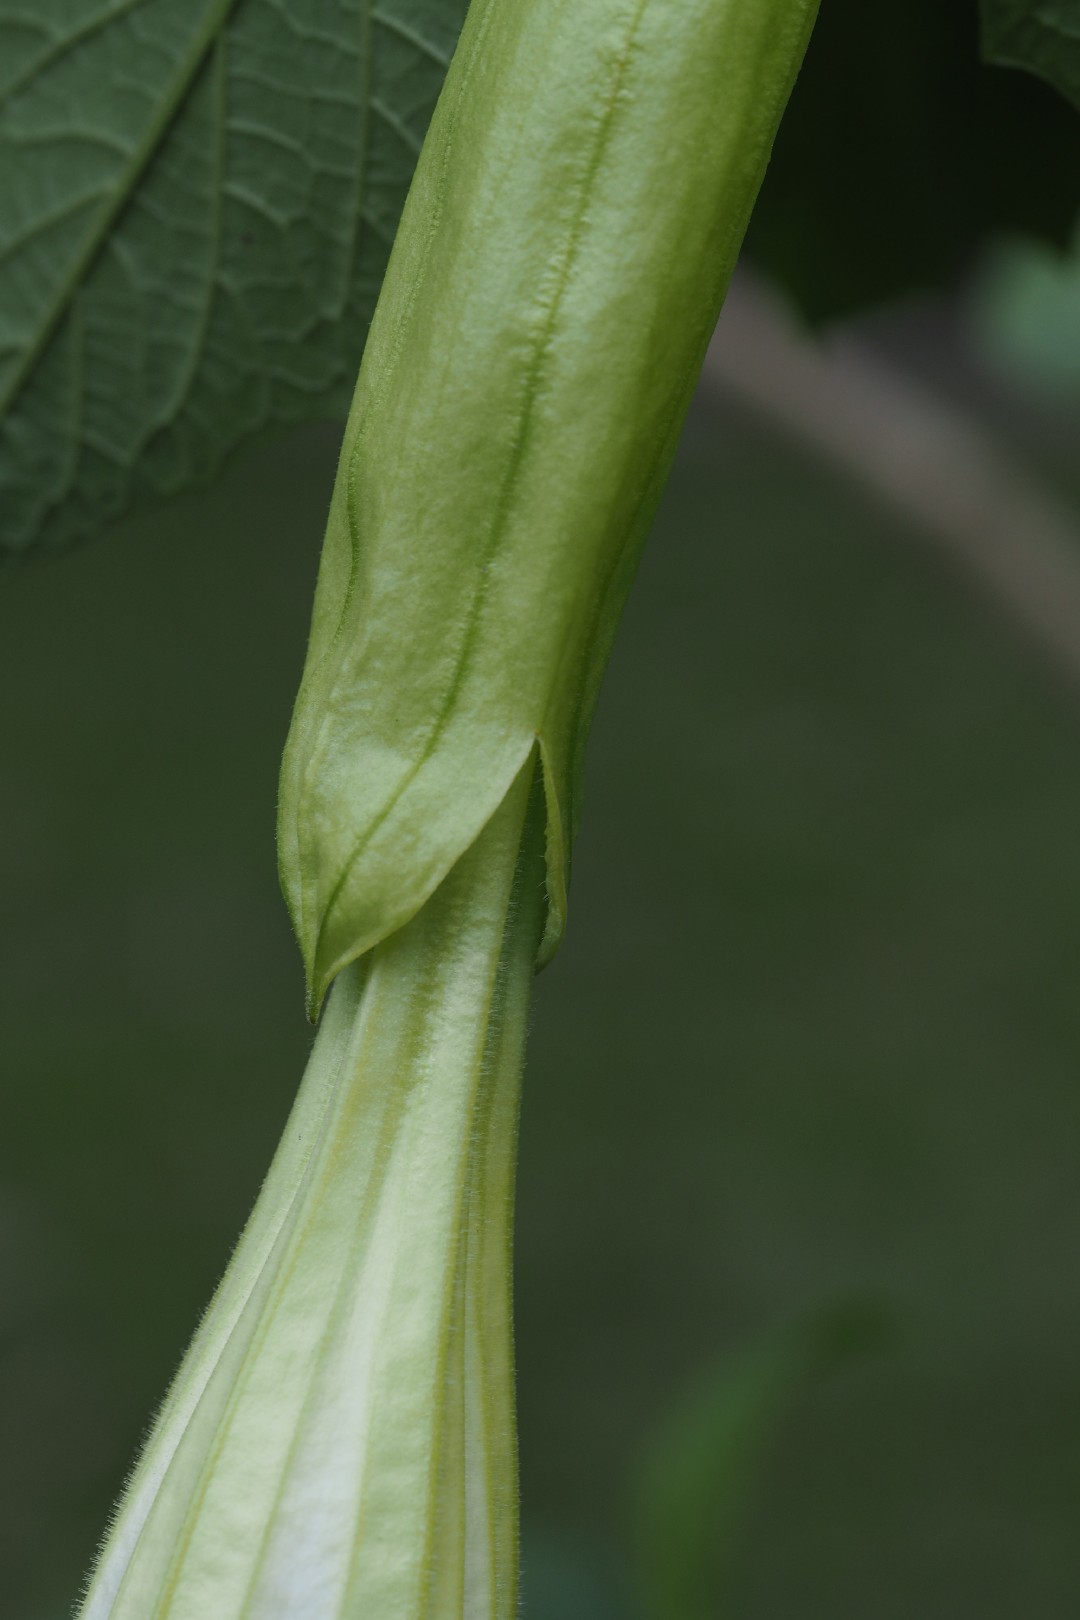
[
  {"x1": 372, "y1": 8, "x2": 450, "y2": 68},
  {"x1": 0, "y1": 0, "x2": 243, "y2": 421},
  {"x1": 0, "y1": 0, "x2": 154, "y2": 112}
]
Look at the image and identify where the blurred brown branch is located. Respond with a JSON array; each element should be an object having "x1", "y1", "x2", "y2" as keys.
[{"x1": 705, "y1": 272, "x2": 1080, "y2": 693}]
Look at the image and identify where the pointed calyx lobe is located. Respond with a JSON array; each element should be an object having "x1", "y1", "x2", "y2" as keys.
[{"x1": 278, "y1": 0, "x2": 820, "y2": 1014}]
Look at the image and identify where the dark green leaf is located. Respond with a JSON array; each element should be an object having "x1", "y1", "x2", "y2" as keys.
[
  {"x1": 981, "y1": 0, "x2": 1080, "y2": 113},
  {"x1": 0, "y1": 0, "x2": 466, "y2": 558}
]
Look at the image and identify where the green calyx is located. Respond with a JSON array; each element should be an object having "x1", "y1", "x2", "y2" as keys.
[{"x1": 278, "y1": 0, "x2": 819, "y2": 1018}]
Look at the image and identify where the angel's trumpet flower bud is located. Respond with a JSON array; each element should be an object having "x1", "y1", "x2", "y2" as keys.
[{"x1": 80, "y1": 0, "x2": 815, "y2": 1612}]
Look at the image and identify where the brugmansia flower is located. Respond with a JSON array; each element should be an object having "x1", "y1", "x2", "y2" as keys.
[
  {"x1": 82, "y1": 763, "x2": 544, "y2": 1618},
  {"x1": 80, "y1": 0, "x2": 816, "y2": 1615}
]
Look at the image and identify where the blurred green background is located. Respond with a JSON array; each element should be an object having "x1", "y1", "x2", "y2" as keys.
[{"x1": 4, "y1": 291, "x2": 1080, "y2": 1617}]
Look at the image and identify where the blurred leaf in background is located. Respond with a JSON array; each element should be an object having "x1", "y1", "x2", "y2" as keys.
[
  {"x1": 970, "y1": 221, "x2": 1080, "y2": 400},
  {"x1": 975, "y1": 0, "x2": 1080, "y2": 404},
  {"x1": 745, "y1": 0, "x2": 1080, "y2": 319},
  {"x1": 981, "y1": 0, "x2": 1080, "y2": 113},
  {"x1": 631, "y1": 1301, "x2": 891, "y2": 1620}
]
